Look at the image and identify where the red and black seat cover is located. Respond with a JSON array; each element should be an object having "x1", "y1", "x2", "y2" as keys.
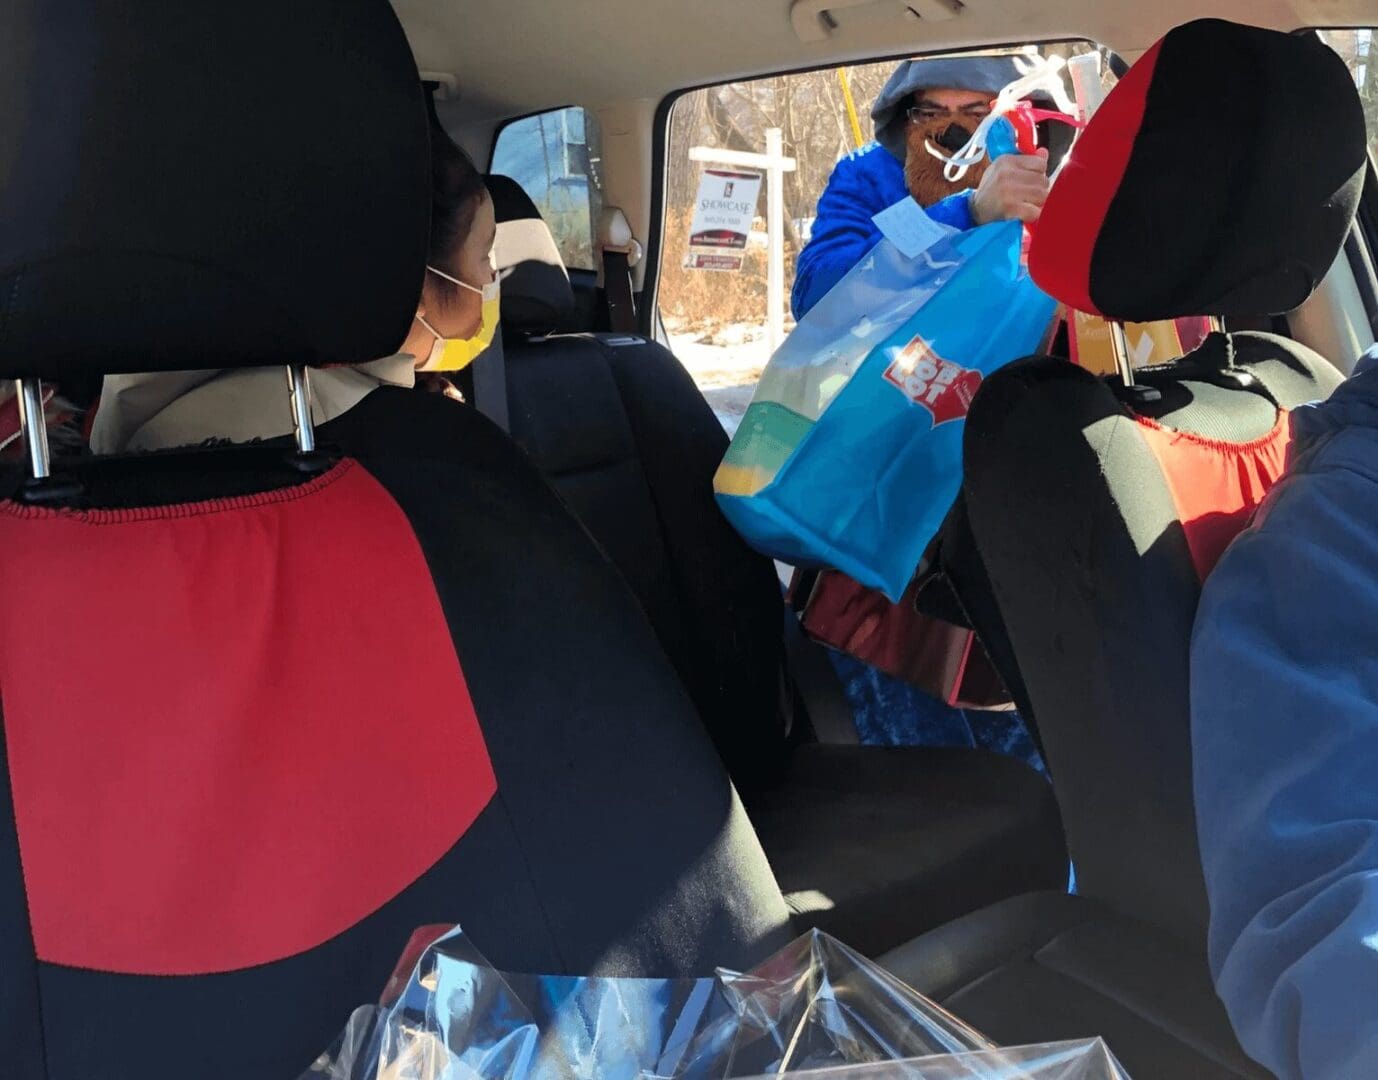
[
  {"x1": 880, "y1": 21, "x2": 1365, "y2": 1074},
  {"x1": 0, "y1": 3, "x2": 793, "y2": 1078},
  {"x1": 1031, "y1": 18, "x2": 1366, "y2": 323},
  {"x1": 962, "y1": 18, "x2": 1366, "y2": 941}
]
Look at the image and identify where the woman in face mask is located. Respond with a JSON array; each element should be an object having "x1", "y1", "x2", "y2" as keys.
[
  {"x1": 90, "y1": 118, "x2": 497, "y2": 454},
  {"x1": 404, "y1": 126, "x2": 500, "y2": 383}
]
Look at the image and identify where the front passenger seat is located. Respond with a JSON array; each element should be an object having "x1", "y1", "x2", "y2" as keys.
[{"x1": 883, "y1": 20, "x2": 1363, "y2": 1078}]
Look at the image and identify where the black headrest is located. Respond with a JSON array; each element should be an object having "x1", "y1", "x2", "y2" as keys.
[
  {"x1": 486, "y1": 175, "x2": 580, "y2": 334},
  {"x1": 0, "y1": 0, "x2": 430, "y2": 380},
  {"x1": 1030, "y1": 19, "x2": 1367, "y2": 322}
]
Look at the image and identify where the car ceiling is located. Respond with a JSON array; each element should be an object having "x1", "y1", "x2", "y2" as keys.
[{"x1": 392, "y1": 0, "x2": 1375, "y2": 123}]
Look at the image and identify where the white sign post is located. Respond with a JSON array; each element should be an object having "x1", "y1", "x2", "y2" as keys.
[{"x1": 689, "y1": 127, "x2": 797, "y2": 355}]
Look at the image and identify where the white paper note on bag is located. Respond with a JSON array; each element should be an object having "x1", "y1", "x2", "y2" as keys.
[{"x1": 871, "y1": 198, "x2": 958, "y2": 260}]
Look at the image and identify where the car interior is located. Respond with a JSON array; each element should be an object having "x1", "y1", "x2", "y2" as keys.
[{"x1": 2, "y1": 2, "x2": 1377, "y2": 1079}]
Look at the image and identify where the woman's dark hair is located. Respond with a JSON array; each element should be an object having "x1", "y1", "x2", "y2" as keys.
[{"x1": 428, "y1": 114, "x2": 488, "y2": 275}]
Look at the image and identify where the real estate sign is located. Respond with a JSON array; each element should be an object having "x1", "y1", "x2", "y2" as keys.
[{"x1": 686, "y1": 168, "x2": 763, "y2": 271}]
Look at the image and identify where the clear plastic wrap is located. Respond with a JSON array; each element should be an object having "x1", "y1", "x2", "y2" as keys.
[{"x1": 302, "y1": 927, "x2": 1130, "y2": 1080}]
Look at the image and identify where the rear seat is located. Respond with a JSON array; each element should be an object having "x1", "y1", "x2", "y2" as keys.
[{"x1": 484, "y1": 175, "x2": 1068, "y2": 956}]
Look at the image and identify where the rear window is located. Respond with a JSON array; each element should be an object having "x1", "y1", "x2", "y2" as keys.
[{"x1": 491, "y1": 106, "x2": 605, "y2": 270}]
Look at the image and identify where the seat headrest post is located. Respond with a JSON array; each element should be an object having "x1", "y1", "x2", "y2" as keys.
[
  {"x1": 15, "y1": 379, "x2": 49, "y2": 481},
  {"x1": 12, "y1": 377, "x2": 82, "y2": 505},
  {"x1": 1108, "y1": 322, "x2": 1163, "y2": 406},
  {"x1": 284, "y1": 365, "x2": 334, "y2": 475},
  {"x1": 287, "y1": 366, "x2": 316, "y2": 455}
]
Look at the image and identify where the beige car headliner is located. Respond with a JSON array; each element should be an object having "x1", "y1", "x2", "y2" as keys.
[
  {"x1": 393, "y1": 0, "x2": 1375, "y2": 124},
  {"x1": 391, "y1": 0, "x2": 1378, "y2": 364}
]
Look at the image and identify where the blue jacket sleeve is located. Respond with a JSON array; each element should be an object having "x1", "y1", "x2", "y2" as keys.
[
  {"x1": 925, "y1": 190, "x2": 975, "y2": 232},
  {"x1": 790, "y1": 145, "x2": 975, "y2": 321},
  {"x1": 1192, "y1": 427, "x2": 1378, "y2": 1080}
]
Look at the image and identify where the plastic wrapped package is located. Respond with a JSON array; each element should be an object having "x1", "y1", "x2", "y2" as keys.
[
  {"x1": 726, "y1": 1042, "x2": 1130, "y2": 1080},
  {"x1": 301, "y1": 927, "x2": 1130, "y2": 1080},
  {"x1": 713, "y1": 218, "x2": 1055, "y2": 602}
]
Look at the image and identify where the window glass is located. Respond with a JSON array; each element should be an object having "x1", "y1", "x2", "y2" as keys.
[
  {"x1": 1320, "y1": 30, "x2": 1378, "y2": 155},
  {"x1": 659, "y1": 44, "x2": 1112, "y2": 434},
  {"x1": 492, "y1": 107, "x2": 604, "y2": 270}
]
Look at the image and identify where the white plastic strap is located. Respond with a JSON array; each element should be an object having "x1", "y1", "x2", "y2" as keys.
[{"x1": 925, "y1": 55, "x2": 1071, "y2": 182}]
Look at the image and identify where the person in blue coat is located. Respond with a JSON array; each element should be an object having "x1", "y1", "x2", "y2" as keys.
[
  {"x1": 792, "y1": 56, "x2": 1054, "y2": 319},
  {"x1": 791, "y1": 56, "x2": 1060, "y2": 767},
  {"x1": 1192, "y1": 349, "x2": 1378, "y2": 1079}
]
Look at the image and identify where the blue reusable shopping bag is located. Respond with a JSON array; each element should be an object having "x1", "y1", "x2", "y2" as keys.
[{"x1": 715, "y1": 219, "x2": 1054, "y2": 601}]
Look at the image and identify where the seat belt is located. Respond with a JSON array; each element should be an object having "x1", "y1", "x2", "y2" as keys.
[
  {"x1": 597, "y1": 207, "x2": 643, "y2": 335},
  {"x1": 781, "y1": 604, "x2": 859, "y2": 744},
  {"x1": 604, "y1": 249, "x2": 638, "y2": 334},
  {"x1": 781, "y1": 568, "x2": 858, "y2": 744},
  {"x1": 469, "y1": 333, "x2": 510, "y2": 433}
]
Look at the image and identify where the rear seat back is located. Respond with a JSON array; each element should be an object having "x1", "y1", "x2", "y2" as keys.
[
  {"x1": 488, "y1": 176, "x2": 796, "y2": 785},
  {"x1": 486, "y1": 177, "x2": 1072, "y2": 959}
]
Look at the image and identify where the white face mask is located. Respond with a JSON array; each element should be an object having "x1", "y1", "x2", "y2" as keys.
[
  {"x1": 421, "y1": 263, "x2": 500, "y2": 306},
  {"x1": 413, "y1": 264, "x2": 501, "y2": 371}
]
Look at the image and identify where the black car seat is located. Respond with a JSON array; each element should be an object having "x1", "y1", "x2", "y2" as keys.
[
  {"x1": 0, "y1": 3, "x2": 797, "y2": 1078},
  {"x1": 881, "y1": 20, "x2": 1365, "y2": 1078},
  {"x1": 487, "y1": 176, "x2": 1069, "y2": 956}
]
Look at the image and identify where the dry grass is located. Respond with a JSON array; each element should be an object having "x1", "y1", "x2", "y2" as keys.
[{"x1": 657, "y1": 208, "x2": 777, "y2": 333}]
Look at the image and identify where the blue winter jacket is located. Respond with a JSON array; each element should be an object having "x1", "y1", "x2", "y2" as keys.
[
  {"x1": 791, "y1": 142, "x2": 974, "y2": 320},
  {"x1": 1192, "y1": 350, "x2": 1378, "y2": 1080}
]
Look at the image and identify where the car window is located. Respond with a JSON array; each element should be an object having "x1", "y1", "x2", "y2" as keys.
[
  {"x1": 658, "y1": 44, "x2": 1112, "y2": 435},
  {"x1": 1320, "y1": 30, "x2": 1378, "y2": 154},
  {"x1": 492, "y1": 107, "x2": 604, "y2": 270}
]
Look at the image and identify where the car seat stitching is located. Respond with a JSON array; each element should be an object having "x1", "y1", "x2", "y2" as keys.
[
  {"x1": 0, "y1": 459, "x2": 356, "y2": 524},
  {"x1": 493, "y1": 789, "x2": 570, "y2": 972},
  {"x1": 1031, "y1": 930, "x2": 1246, "y2": 1069},
  {"x1": 934, "y1": 909, "x2": 1093, "y2": 1004},
  {"x1": 938, "y1": 962, "x2": 1013, "y2": 1004},
  {"x1": 546, "y1": 454, "x2": 642, "y2": 482}
]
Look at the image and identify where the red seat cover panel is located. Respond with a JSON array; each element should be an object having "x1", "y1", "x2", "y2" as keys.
[{"x1": 0, "y1": 460, "x2": 495, "y2": 975}]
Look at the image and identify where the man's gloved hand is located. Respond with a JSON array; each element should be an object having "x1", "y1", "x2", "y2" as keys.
[{"x1": 970, "y1": 148, "x2": 1050, "y2": 225}]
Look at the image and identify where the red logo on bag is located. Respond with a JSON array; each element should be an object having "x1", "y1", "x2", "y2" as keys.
[{"x1": 882, "y1": 336, "x2": 982, "y2": 426}]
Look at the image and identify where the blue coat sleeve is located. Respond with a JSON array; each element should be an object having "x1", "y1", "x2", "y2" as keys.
[
  {"x1": 790, "y1": 145, "x2": 975, "y2": 320},
  {"x1": 925, "y1": 191, "x2": 975, "y2": 232},
  {"x1": 1192, "y1": 427, "x2": 1378, "y2": 1080}
]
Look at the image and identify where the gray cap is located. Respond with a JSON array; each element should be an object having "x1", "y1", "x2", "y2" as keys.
[{"x1": 871, "y1": 55, "x2": 1027, "y2": 161}]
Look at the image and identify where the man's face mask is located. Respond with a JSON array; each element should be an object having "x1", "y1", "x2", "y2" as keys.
[
  {"x1": 414, "y1": 265, "x2": 500, "y2": 372},
  {"x1": 903, "y1": 95, "x2": 994, "y2": 207}
]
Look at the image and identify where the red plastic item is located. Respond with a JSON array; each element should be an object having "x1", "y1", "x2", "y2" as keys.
[{"x1": 996, "y1": 100, "x2": 1085, "y2": 155}]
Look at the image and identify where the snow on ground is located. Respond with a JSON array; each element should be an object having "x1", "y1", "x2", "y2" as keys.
[{"x1": 666, "y1": 321, "x2": 777, "y2": 437}]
